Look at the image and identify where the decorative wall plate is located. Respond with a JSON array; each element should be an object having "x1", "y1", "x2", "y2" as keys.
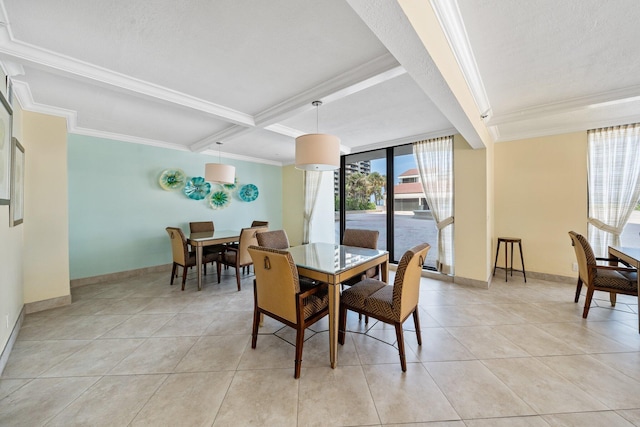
[
  {"x1": 209, "y1": 190, "x2": 230, "y2": 209},
  {"x1": 238, "y1": 183, "x2": 259, "y2": 202},
  {"x1": 183, "y1": 177, "x2": 211, "y2": 200},
  {"x1": 159, "y1": 169, "x2": 186, "y2": 190},
  {"x1": 222, "y1": 177, "x2": 238, "y2": 191}
]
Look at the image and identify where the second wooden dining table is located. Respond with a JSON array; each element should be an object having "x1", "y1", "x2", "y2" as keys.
[{"x1": 286, "y1": 242, "x2": 389, "y2": 369}]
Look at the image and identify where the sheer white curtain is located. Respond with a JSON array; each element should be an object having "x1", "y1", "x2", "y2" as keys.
[
  {"x1": 302, "y1": 170, "x2": 323, "y2": 244},
  {"x1": 413, "y1": 136, "x2": 454, "y2": 274},
  {"x1": 588, "y1": 123, "x2": 640, "y2": 257}
]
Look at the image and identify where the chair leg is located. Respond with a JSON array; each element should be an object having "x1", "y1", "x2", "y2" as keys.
[
  {"x1": 338, "y1": 306, "x2": 347, "y2": 345},
  {"x1": 251, "y1": 309, "x2": 260, "y2": 349},
  {"x1": 235, "y1": 265, "x2": 241, "y2": 291},
  {"x1": 181, "y1": 266, "x2": 188, "y2": 291},
  {"x1": 394, "y1": 322, "x2": 407, "y2": 372},
  {"x1": 413, "y1": 309, "x2": 422, "y2": 346},
  {"x1": 583, "y1": 287, "x2": 595, "y2": 318},
  {"x1": 294, "y1": 325, "x2": 304, "y2": 379},
  {"x1": 217, "y1": 262, "x2": 222, "y2": 284},
  {"x1": 610, "y1": 292, "x2": 617, "y2": 307},
  {"x1": 170, "y1": 263, "x2": 177, "y2": 286},
  {"x1": 574, "y1": 278, "x2": 583, "y2": 303},
  {"x1": 493, "y1": 241, "x2": 500, "y2": 276}
]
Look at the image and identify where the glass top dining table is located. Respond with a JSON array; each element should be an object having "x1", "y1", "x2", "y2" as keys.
[{"x1": 286, "y1": 242, "x2": 389, "y2": 368}]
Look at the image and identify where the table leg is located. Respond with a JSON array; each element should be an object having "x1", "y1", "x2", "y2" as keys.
[
  {"x1": 328, "y1": 283, "x2": 340, "y2": 368},
  {"x1": 196, "y1": 246, "x2": 203, "y2": 291}
]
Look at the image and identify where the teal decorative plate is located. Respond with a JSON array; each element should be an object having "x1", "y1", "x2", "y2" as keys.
[
  {"x1": 159, "y1": 169, "x2": 186, "y2": 190},
  {"x1": 223, "y1": 177, "x2": 238, "y2": 191},
  {"x1": 183, "y1": 177, "x2": 211, "y2": 200},
  {"x1": 238, "y1": 184, "x2": 259, "y2": 202},
  {"x1": 209, "y1": 190, "x2": 230, "y2": 209}
]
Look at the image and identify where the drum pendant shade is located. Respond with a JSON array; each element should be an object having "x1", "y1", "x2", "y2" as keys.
[{"x1": 295, "y1": 133, "x2": 340, "y2": 171}]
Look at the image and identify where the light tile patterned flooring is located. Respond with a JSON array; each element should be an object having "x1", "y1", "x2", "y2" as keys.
[{"x1": 1, "y1": 267, "x2": 640, "y2": 426}]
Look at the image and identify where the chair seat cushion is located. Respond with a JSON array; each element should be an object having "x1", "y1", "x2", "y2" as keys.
[
  {"x1": 364, "y1": 285, "x2": 397, "y2": 320},
  {"x1": 594, "y1": 269, "x2": 638, "y2": 292},
  {"x1": 220, "y1": 250, "x2": 237, "y2": 264},
  {"x1": 341, "y1": 278, "x2": 386, "y2": 309},
  {"x1": 303, "y1": 290, "x2": 329, "y2": 319}
]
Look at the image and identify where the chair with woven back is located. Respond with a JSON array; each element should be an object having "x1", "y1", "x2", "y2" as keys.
[
  {"x1": 165, "y1": 227, "x2": 218, "y2": 291},
  {"x1": 256, "y1": 229, "x2": 290, "y2": 249},
  {"x1": 339, "y1": 243, "x2": 430, "y2": 372},
  {"x1": 341, "y1": 228, "x2": 381, "y2": 322},
  {"x1": 217, "y1": 226, "x2": 268, "y2": 291},
  {"x1": 568, "y1": 231, "x2": 638, "y2": 319},
  {"x1": 341, "y1": 229, "x2": 381, "y2": 284},
  {"x1": 248, "y1": 245, "x2": 329, "y2": 378}
]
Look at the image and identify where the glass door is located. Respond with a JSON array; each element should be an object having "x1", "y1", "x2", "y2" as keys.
[{"x1": 337, "y1": 144, "x2": 438, "y2": 269}]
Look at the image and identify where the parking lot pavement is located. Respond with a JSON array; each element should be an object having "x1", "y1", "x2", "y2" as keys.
[{"x1": 337, "y1": 211, "x2": 439, "y2": 268}]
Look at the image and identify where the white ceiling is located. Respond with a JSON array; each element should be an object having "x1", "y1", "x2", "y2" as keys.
[{"x1": 1, "y1": 0, "x2": 639, "y2": 165}]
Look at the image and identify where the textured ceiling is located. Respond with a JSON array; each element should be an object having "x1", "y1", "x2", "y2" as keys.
[{"x1": 1, "y1": 0, "x2": 639, "y2": 164}]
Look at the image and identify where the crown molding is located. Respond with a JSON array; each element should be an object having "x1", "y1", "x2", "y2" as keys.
[
  {"x1": 430, "y1": 0, "x2": 490, "y2": 116},
  {"x1": 201, "y1": 147, "x2": 283, "y2": 166},
  {"x1": 190, "y1": 125, "x2": 254, "y2": 152},
  {"x1": 348, "y1": 127, "x2": 458, "y2": 153},
  {"x1": 253, "y1": 53, "x2": 403, "y2": 127},
  {"x1": 487, "y1": 85, "x2": 640, "y2": 127},
  {"x1": 12, "y1": 78, "x2": 76, "y2": 124},
  {"x1": 0, "y1": 34, "x2": 255, "y2": 126}
]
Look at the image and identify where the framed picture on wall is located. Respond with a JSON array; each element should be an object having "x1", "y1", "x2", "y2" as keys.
[
  {"x1": 0, "y1": 89, "x2": 13, "y2": 205},
  {"x1": 10, "y1": 137, "x2": 24, "y2": 226}
]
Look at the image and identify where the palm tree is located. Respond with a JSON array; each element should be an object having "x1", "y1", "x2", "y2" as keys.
[{"x1": 367, "y1": 172, "x2": 386, "y2": 206}]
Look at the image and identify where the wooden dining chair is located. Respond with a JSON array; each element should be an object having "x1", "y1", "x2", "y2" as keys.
[
  {"x1": 568, "y1": 231, "x2": 638, "y2": 319},
  {"x1": 165, "y1": 227, "x2": 217, "y2": 290},
  {"x1": 248, "y1": 245, "x2": 329, "y2": 378},
  {"x1": 251, "y1": 220, "x2": 269, "y2": 228},
  {"x1": 339, "y1": 243, "x2": 430, "y2": 372},
  {"x1": 217, "y1": 226, "x2": 268, "y2": 291}
]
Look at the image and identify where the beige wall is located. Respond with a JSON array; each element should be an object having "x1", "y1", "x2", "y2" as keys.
[
  {"x1": 453, "y1": 134, "x2": 491, "y2": 283},
  {"x1": 0, "y1": 99, "x2": 24, "y2": 356},
  {"x1": 22, "y1": 111, "x2": 70, "y2": 304},
  {"x1": 282, "y1": 164, "x2": 304, "y2": 246},
  {"x1": 494, "y1": 132, "x2": 587, "y2": 278}
]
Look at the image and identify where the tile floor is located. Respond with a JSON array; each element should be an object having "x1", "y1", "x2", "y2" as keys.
[{"x1": 1, "y1": 267, "x2": 639, "y2": 426}]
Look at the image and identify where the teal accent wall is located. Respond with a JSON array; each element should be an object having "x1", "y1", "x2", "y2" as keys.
[{"x1": 68, "y1": 134, "x2": 283, "y2": 279}]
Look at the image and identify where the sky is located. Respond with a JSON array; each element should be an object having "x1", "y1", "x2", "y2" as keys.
[{"x1": 371, "y1": 154, "x2": 416, "y2": 185}]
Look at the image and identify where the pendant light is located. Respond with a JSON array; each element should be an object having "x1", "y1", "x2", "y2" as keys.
[
  {"x1": 205, "y1": 142, "x2": 235, "y2": 184},
  {"x1": 295, "y1": 101, "x2": 340, "y2": 171}
]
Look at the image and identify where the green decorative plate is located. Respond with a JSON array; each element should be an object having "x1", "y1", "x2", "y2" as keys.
[
  {"x1": 159, "y1": 168, "x2": 186, "y2": 190},
  {"x1": 209, "y1": 190, "x2": 231, "y2": 209}
]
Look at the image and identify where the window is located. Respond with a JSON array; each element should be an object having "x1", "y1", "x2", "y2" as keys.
[
  {"x1": 335, "y1": 140, "x2": 453, "y2": 271},
  {"x1": 587, "y1": 123, "x2": 640, "y2": 256}
]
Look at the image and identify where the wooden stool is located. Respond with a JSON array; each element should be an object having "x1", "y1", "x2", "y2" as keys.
[{"x1": 493, "y1": 237, "x2": 526, "y2": 282}]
